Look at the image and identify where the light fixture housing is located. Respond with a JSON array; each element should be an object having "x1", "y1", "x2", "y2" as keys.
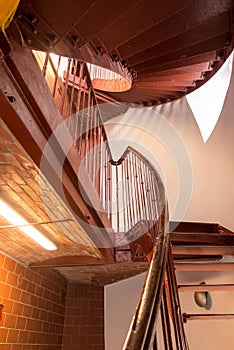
[
  {"x1": 0, "y1": 200, "x2": 57, "y2": 251},
  {"x1": 194, "y1": 281, "x2": 212, "y2": 310}
]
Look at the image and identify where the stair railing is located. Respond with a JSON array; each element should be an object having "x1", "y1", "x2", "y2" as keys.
[{"x1": 34, "y1": 50, "x2": 189, "y2": 349}]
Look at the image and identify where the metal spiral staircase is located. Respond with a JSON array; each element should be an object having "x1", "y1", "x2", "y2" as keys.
[
  {"x1": 0, "y1": 35, "x2": 189, "y2": 348},
  {"x1": 30, "y1": 50, "x2": 191, "y2": 350},
  {"x1": 0, "y1": 1, "x2": 234, "y2": 347}
]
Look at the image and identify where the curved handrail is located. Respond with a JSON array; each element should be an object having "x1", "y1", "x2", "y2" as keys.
[
  {"x1": 123, "y1": 206, "x2": 169, "y2": 350},
  {"x1": 108, "y1": 146, "x2": 165, "y2": 236}
]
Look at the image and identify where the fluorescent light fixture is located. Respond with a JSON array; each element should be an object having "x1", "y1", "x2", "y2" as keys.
[{"x1": 0, "y1": 200, "x2": 57, "y2": 251}]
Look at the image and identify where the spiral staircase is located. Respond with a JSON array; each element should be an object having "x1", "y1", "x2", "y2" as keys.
[{"x1": 0, "y1": 1, "x2": 234, "y2": 349}]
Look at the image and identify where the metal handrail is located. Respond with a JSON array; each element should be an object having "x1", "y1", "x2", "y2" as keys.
[{"x1": 123, "y1": 207, "x2": 169, "y2": 350}]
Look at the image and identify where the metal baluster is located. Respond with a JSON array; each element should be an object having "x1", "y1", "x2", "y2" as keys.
[
  {"x1": 121, "y1": 161, "x2": 126, "y2": 232},
  {"x1": 143, "y1": 164, "x2": 154, "y2": 235},
  {"x1": 130, "y1": 153, "x2": 138, "y2": 225},
  {"x1": 132, "y1": 154, "x2": 141, "y2": 223},
  {"x1": 52, "y1": 55, "x2": 61, "y2": 97},
  {"x1": 84, "y1": 87, "x2": 91, "y2": 171},
  {"x1": 79, "y1": 76, "x2": 87, "y2": 158},
  {"x1": 74, "y1": 62, "x2": 84, "y2": 151},
  {"x1": 124, "y1": 159, "x2": 130, "y2": 233},
  {"x1": 107, "y1": 154, "x2": 112, "y2": 221},
  {"x1": 67, "y1": 59, "x2": 78, "y2": 131},
  {"x1": 151, "y1": 173, "x2": 159, "y2": 223},
  {"x1": 92, "y1": 105, "x2": 97, "y2": 185},
  {"x1": 95, "y1": 124, "x2": 101, "y2": 196},
  {"x1": 60, "y1": 58, "x2": 72, "y2": 118},
  {"x1": 89, "y1": 95, "x2": 94, "y2": 179},
  {"x1": 42, "y1": 52, "x2": 50, "y2": 77},
  {"x1": 145, "y1": 166, "x2": 154, "y2": 222},
  {"x1": 116, "y1": 164, "x2": 120, "y2": 232},
  {"x1": 104, "y1": 142, "x2": 108, "y2": 212},
  {"x1": 161, "y1": 286, "x2": 174, "y2": 350},
  {"x1": 167, "y1": 246, "x2": 187, "y2": 350},
  {"x1": 126, "y1": 154, "x2": 133, "y2": 230},
  {"x1": 138, "y1": 158, "x2": 148, "y2": 223},
  {"x1": 99, "y1": 129, "x2": 104, "y2": 207}
]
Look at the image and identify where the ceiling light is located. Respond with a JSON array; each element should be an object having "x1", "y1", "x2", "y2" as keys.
[{"x1": 0, "y1": 200, "x2": 57, "y2": 251}]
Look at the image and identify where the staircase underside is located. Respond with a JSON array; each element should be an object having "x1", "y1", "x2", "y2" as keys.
[{"x1": 12, "y1": 0, "x2": 234, "y2": 107}]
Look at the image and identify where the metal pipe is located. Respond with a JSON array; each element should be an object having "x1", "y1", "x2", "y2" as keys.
[
  {"x1": 179, "y1": 284, "x2": 234, "y2": 292},
  {"x1": 183, "y1": 313, "x2": 234, "y2": 321}
]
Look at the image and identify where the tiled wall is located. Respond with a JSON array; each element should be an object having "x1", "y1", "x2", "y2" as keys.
[
  {"x1": 0, "y1": 252, "x2": 105, "y2": 349},
  {"x1": 63, "y1": 282, "x2": 104, "y2": 350},
  {"x1": 0, "y1": 251, "x2": 67, "y2": 350}
]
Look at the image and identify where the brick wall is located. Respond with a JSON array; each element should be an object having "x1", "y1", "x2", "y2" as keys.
[
  {"x1": 0, "y1": 251, "x2": 67, "y2": 350},
  {"x1": 63, "y1": 282, "x2": 104, "y2": 350}
]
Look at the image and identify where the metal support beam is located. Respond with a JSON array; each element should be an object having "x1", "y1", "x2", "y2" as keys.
[
  {"x1": 178, "y1": 284, "x2": 234, "y2": 292},
  {"x1": 170, "y1": 221, "x2": 231, "y2": 233},
  {"x1": 175, "y1": 262, "x2": 234, "y2": 271},
  {"x1": 183, "y1": 313, "x2": 234, "y2": 322},
  {"x1": 0, "y1": 36, "x2": 115, "y2": 262},
  {"x1": 170, "y1": 233, "x2": 234, "y2": 246},
  {"x1": 172, "y1": 245, "x2": 234, "y2": 256},
  {"x1": 29, "y1": 255, "x2": 104, "y2": 268}
]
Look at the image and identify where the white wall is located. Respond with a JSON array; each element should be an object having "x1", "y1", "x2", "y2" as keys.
[
  {"x1": 105, "y1": 273, "x2": 146, "y2": 350},
  {"x1": 104, "y1": 61, "x2": 234, "y2": 349}
]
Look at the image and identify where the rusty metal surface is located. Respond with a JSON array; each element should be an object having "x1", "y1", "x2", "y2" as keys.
[
  {"x1": 56, "y1": 261, "x2": 149, "y2": 285},
  {"x1": 172, "y1": 245, "x2": 234, "y2": 256},
  {"x1": 0, "y1": 37, "x2": 115, "y2": 247},
  {"x1": 123, "y1": 207, "x2": 169, "y2": 350},
  {"x1": 9, "y1": 0, "x2": 234, "y2": 106},
  {"x1": 178, "y1": 284, "x2": 234, "y2": 292},
  {"x1": 175, "y1": 262, "x2": 234, "y2": 271},
  {"x1": 183, "y1": 313, "x2": 234, "y2": 321},
  {"x1": 170, "y1": 233, "x2": 234, "y2": 246}
]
